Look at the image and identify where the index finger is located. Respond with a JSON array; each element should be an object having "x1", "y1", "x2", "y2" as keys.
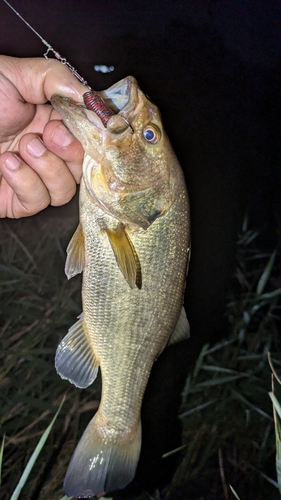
[{"x1": 0, "y1": 55, "x2": 88, "y2": 104}]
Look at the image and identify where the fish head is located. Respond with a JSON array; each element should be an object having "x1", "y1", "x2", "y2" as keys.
[{"x1": 51, "y1": 76, "x2": 178, "y2": 229}]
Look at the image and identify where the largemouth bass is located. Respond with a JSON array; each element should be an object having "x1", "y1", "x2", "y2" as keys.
[{"x1": 51, "y1": 76, "x2": 190, "y2": 499}]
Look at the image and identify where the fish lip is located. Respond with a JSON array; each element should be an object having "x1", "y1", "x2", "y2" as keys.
[{"x1": 51, "y1": 94, "x2": 104, "y2": 130}]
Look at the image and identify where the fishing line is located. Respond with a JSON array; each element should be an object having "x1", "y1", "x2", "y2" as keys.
[
  {"x1": 2, "y1": 0, "x2": 125, "y2": 127},
  {"x1": 2, "y1": 0, "x2": 91, "y2": 88}
]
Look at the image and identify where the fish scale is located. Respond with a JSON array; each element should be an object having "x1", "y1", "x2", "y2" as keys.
[{"x1": 51, "y1": 76, "x2": 190, "y2": 498}]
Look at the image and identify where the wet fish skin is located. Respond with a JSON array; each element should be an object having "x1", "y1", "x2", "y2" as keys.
[{"x1": 51, "y1": 76, "x2": 190, "y2": 498}]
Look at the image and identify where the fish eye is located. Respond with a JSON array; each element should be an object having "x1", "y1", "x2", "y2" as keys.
[{"x1": 143, "y1": 125, "x2": 161, "y2": 144}]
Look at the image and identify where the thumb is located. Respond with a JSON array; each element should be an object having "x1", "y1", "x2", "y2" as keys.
[{"x1": 0, "y1": 55, "x2": 88, "y2": 105}]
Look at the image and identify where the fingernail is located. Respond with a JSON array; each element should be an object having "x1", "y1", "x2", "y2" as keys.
[
  {"x1": 51, "y1": 123, "x2": 73, "y2": 147},
  {"x1": 26, "y1": 138, "x2": 46, "y2": 158},
  {"x1": 5, "y1": 154, "x2": 21, "y2": 170}
]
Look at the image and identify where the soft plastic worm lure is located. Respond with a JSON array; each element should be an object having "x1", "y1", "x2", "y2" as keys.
[
  {"x1": 83, "y1": 90, "x2": 115, "y2": 126},
  {"x1": 2, "y1": 0, "x2": 117, "y2": 127}
]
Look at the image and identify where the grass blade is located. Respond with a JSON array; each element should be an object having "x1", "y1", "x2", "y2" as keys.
[
  {"x1": 179, "y1": 399, "x2": 217, "y2": 418},
  {"x1": 269, "y1": 392, "x2": 281, "y2": 421},
  {"x1": 0, "y1": 435, "x2": 5, "y2": 488},
  {"x1": 193, "y1": 343, "x2": 209, "y2": 378},
  {"x1": 256, "y1": 249, "x2": 277, "y2": 295},
  {"x1": 229, "y1": 484, "x2": 241, "y2": 499},
  {"x1": 10, "y1": 397, "x2": 65, "y2": 500},
  {"x1": 269, "y1": 390, "x2": 281, "y2": 494},
  {"x1": 162, "y1": 444, "x2": 187, "y2": 458}
]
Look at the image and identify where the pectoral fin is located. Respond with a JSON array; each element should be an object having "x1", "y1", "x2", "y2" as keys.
[
  {"x1": 105, "y1": 225, "x2": 142, "y2": 289},
  {"x1": 168, "y1": 307, "x2": 190, "y2": 345},
  {"x1": 65, "y1": 223, "x2": 85, "y2": 279}
]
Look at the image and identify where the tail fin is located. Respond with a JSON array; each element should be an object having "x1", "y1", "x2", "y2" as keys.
[{"x1": 64, "y1": 412, "x2": 142, "y2": 498}]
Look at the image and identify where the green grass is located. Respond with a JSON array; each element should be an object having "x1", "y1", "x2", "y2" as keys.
[
  {"x1": 0, "y1": 215, "x2": 101, "y2": 500},
  {"x1": 166, "y1": 217, "x2": 281, "y2": 500},
  {"x1": 0, "y1": 213, "x2": 280, "y2": 499},
  {"x1": 10, "y1": 397, "x2": 65, "y2": 500}
]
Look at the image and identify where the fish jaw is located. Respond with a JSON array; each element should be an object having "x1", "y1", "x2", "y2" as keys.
[{"x1": 50, "y1": 94, "x2": 106, "y2": 148}]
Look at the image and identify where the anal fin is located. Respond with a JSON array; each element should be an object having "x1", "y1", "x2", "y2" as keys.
[
  {"x1": 65, "y1": 223, "x2": 85, "y2": 280},
  {"x1": 55, "y1": 313, "x2": 99, "y2": 388},
  {"x1": 105, "y1": 224, "x2": 142, "y2": 289},
  {"x1": 168, "y1": 307, "x2": 190, "y2": 345}
]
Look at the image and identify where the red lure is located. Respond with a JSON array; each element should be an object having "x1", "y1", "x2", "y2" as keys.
[{"x1": 83, "y1": 90, "x2": 115, "y2": 127}]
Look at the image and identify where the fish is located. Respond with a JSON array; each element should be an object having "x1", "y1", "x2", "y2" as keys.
[{"x1": 51, "y1": 76, "x2": 190, "y2": 499}]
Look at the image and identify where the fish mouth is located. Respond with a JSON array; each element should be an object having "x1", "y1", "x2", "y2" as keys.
[
  {"x1": 99, "y1": 76, "x2": 138, "y2": 116},
  {"x1": 85, "y1": 76, "x2": 139, "y2": 134},
  {"x1": 51, "y1": 76, "x2": 140, "y2": 145},
  {"x1": 84, "y1": 76, "x2": 138, "y2": 133}
]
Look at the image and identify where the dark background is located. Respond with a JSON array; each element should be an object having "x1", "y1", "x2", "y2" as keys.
[{"x1": 1, "y1": 0, "x2": 281, "y2": 497}]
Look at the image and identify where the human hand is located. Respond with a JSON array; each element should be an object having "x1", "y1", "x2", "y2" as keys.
[{"x1": 0, "y1": 55, "x2": 87, "y2": 218}]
